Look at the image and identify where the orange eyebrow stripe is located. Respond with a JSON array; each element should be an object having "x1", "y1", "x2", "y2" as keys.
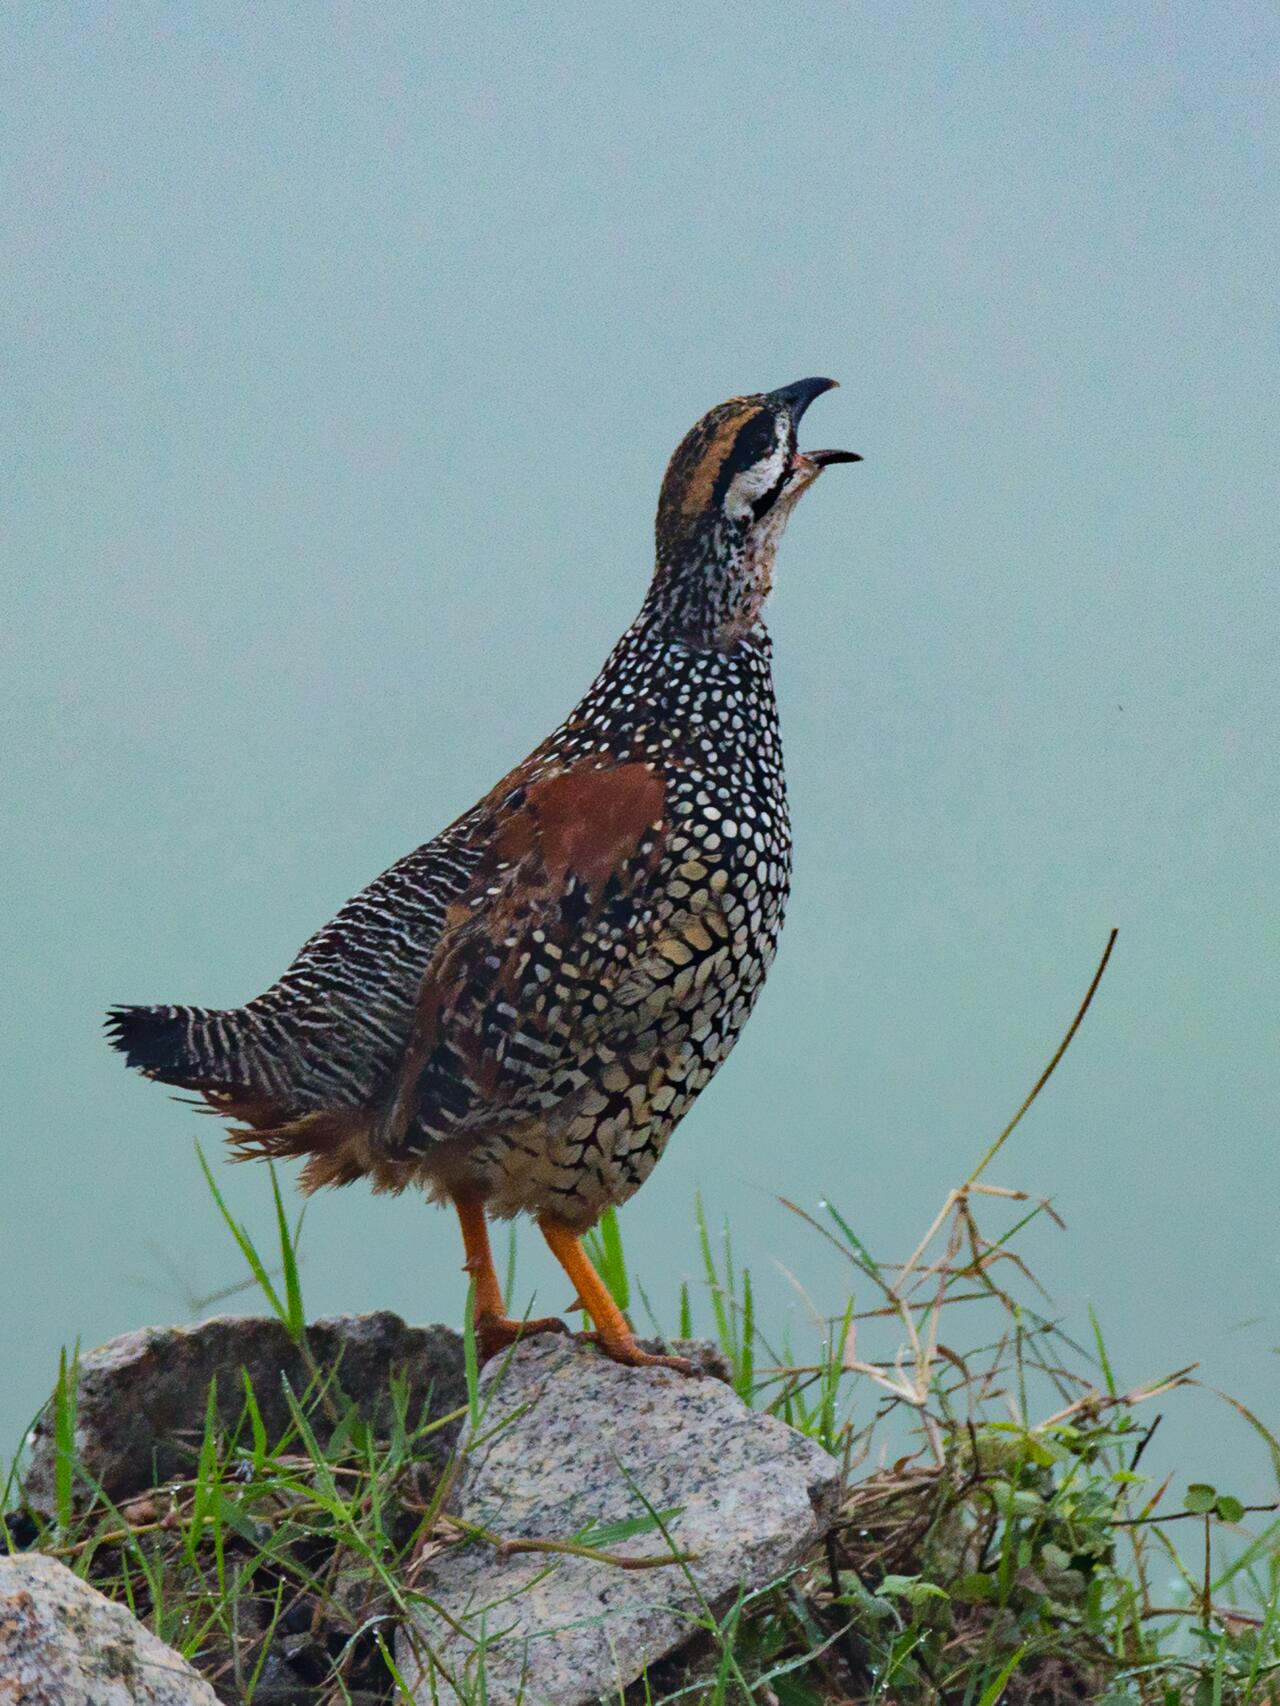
[{"x1": 679, "y1": 403, "x2": 759, "y2": 514}]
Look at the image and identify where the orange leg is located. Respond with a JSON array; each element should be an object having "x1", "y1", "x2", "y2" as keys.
[
  {"x1": 452, "y1": 1191, "x2": 567, "y2": 1361},
  {"x1": 539, "y1": 1216, "x2": 695, "y2": 1374}
]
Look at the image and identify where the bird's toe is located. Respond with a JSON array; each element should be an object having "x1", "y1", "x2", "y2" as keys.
[{"x1": 476, "y1": 1312, "x2": 570, "y2": 1361}]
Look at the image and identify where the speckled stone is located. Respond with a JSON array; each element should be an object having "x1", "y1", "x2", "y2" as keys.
[
  {"x1": 397, "y1": 1335, "x2": 840, "y2": 1706},
  {"x1": 0, "y1": 1552, "x2": 218, "y2": 1705},
  {"x1": 23, "y1": 1312, "x2": 465, "y2": 1515}
]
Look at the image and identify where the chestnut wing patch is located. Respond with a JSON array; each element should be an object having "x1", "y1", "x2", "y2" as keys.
[
  {"x1": 371, "y1": 761, "x2": 667, "y2": 1150},
  {"x1": 492, "y1": 763, "x2": 665, "y2": 900}
]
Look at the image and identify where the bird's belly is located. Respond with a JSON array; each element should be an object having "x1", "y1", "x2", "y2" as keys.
[{"x1": 448, "y1": 841, "x2": 789, "y2": 1228}]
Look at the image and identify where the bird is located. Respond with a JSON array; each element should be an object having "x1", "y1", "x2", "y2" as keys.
[{"x1": 107, "y1": 378, "x2": 859, "y2": 1374}]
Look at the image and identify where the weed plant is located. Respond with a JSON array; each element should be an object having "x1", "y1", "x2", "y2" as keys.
[{"x1": 4, "y1": 932, "x2": 1278, "y2": 1703}]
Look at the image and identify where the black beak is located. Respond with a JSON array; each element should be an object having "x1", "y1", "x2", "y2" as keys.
[
  {"x1": 767, "y1": 377, "x2": 861, "y2": 466},
  {"x1": 769, "y1": 376, "x2": 839, "y2": 422}
]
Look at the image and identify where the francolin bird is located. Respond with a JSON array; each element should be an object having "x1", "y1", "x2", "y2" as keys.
[{"x1": 108, "y1": 379, "x2": 859, "y2": 1373}]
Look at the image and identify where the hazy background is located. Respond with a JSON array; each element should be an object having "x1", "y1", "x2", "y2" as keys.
[{"x1": 3, "y1": 5, "x2": 1276, "y2": 1501}]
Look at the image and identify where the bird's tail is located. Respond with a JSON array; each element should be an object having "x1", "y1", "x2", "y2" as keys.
[
  {"x1": 106, "y1": 999, "x2": 389, "y2": 1193},
  {"x1": 106, "y1": 1002, "x2": 247, "y2": 1091}
]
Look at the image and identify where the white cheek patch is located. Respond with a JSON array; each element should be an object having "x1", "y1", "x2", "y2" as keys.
[{"x1": 724, "y1": 432, "x2": 790, "y2": 521}]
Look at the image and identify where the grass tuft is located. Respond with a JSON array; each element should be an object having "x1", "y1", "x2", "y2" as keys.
[{"x1": 3, "y1": 931, "x2": 1277, "y2": 1702}]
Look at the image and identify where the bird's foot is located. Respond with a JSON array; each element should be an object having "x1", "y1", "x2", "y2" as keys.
[
  {"x1": 581, "y1": 1331, "x2": 698, "y2": 1376},
  {"x1": 475, "y1": 1311, "x2": 569, "y2": 1362}
]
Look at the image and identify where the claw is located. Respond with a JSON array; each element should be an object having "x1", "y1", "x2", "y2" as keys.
[
  {"x1": 476, "y1": 1312, "x2": 569, "y2": 1362},
  {"x1": 579, "y1": 1331, "x2": 699, "y2": 1376}
]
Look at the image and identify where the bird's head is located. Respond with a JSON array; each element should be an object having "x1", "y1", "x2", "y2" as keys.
[{"x1": 651, "y1": 377, "x2": 859, "y2": 646}]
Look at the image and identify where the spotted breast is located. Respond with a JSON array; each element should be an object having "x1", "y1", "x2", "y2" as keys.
[{"x1": 108, "y1": 377, "x2": 859, "y2": 1372}]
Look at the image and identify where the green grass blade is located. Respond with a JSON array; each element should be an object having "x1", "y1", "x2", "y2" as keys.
[
  {"x1": 462, "y1": 1279, "x2": 481, "y2": 1430},
  {"x1": 185, "y1": 1374, "x2": 221, "y2": 1564},
  {"x1": 696, "y1": 1191, "x2": 732, "y2": 1353},
  {"x1": 196, "y1": 1140, "x2": 288, "y2": 1325},
  {"x1": 822, "y1": 1198, "x2": 883, "y2": 1280},
  {"x1": 736, "y1": 1267, "x2": 755, "y2": 1399},
  {"x1": 376, "y1": 1632, "x2": 420, "y2": 1704},
  {"x1": 596, "y1": 1206, "x2": 630, "y2": 1312},
  {"x1": 1089, "y1": 1302, "x2": 1117, "y2": 1397},
  {"x1": 267, "y1": 1161, "x2": 306, "y2": 1341},
  {"x1": 975, "y1": 1644, "x2": 1029, "y2": 1706},
  {"x1": 575, "y1": 1507, "x2": 684, "y2": 1548},
  {"x1": 503, "y1": 1223, "x2": 518, "y2": 1315},
  {"x1": 53, "y1": 1342, "x2": 79, "y2": 1531},
  {"x1": 239, "y1": 1369, "x2": 268, "y2": 1472}
]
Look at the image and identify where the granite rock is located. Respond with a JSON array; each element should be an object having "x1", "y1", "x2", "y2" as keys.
[
  {"x1": 23, "y1": 1312, "x2": 465, "y2": 1514},
  {"x1": 397, "y1": 1335, "x2": 840, "y2": 1705},
  {"x1": 0, "y1": 1551, "x2": 218, "y2": 1705}
]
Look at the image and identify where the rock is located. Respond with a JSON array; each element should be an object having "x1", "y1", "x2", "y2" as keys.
[
  {"x1": 397, "y1": 1335, "x2": 840, "y2": 1706},
  {"x1": 0, "y1": 1551, "x2": 218, "y2": 1704},
  {"x1": 23, "y1": 1312, "x2": 465, "y2": 1514}
]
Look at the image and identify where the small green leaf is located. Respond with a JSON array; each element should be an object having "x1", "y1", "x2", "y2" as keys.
[
  {"x1": 835, "y1": 1574, "x2": 894, "y2": 1618},
  {"x1": 989, "y1": 1479, "x2": 1043, "y2": 1517},
  {"x1": 1023, "y1": 1436, "x2": 1059, "y2": 1468},
  {"x1": 880, "y1": 1573, "x2": 949, "y2": 1606},
  {"x1": 1184, "y1": 1482, "x2": 1217, "y2": 1514},
  {"x1": 951, "y1": 1572, "x2": 998, "y2": 1603},
  {"x1": 1215, "y1": 1493, "x2": 1245, "y2": 1523}
]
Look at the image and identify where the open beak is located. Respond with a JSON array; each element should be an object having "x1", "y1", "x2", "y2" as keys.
[
  {"x1": 767, "y1": 377, "x2": 861, "y2": 469},
  {"x1": 805, "y1": 447, "x2": 862, "y2": 466}
]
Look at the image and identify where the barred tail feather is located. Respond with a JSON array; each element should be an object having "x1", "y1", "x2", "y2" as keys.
[
  {"x1": 105, "y1": 1002, "x2": 243, "y2": 1087},
  {"x1": 106, "y1": 1002, "x2": 398, "y2": 1194}
]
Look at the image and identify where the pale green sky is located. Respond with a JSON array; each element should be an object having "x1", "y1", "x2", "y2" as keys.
[{"x1": 3, "y1": 5, "x2": 1277, "y2": 1491}]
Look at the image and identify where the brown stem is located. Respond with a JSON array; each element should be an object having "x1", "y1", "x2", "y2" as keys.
[
  {"x1": 968, "y1": 927, "x2": 1118, "y2": 1187},
  {"x1": 1201, "y1": 1512, "x2": 1212, "y2": 1624},
  {"x1": 1113, "y1": 1501, "x2": 1278, "y2": 1527},
  {"x1": 442, "y1": 1514, "x2": 694, "y2": 1572}
]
